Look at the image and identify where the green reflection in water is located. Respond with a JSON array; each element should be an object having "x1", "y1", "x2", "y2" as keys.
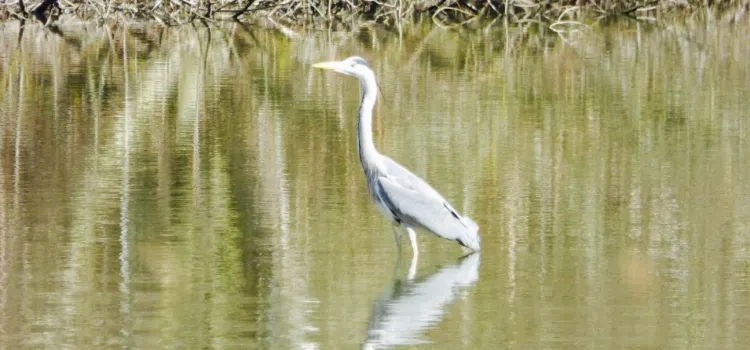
[{"x1": 0, "y1": 17, "x2": 749, "y2": 349}]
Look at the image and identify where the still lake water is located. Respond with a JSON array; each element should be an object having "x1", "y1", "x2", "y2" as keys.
[{"x1": 1, "y1": 18, "x2": 749, "y2": 349}]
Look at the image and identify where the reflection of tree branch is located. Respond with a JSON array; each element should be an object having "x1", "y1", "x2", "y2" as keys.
[
  {"x1": 127, "y1": 28, "x2": 163, "y2": 58},
  {"x1": 45, "y1": 24, "x2": 64, "y2": 37},
  {"x1": 203, "y1": 24, "x2": 211, "y2": 71},
  {"x1": 16, "y1": 19, "x2": 25, "y2": 45},
  {"x1": 235, "y1": 19, "x2": 260, "y2": 45}
]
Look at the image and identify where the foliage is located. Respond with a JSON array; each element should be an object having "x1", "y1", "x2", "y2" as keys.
[{"x1": 1, "y1": 0, "x2": 748, "y2": 28}]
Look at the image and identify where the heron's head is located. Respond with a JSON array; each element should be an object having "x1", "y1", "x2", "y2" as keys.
[{"x1": 312, "y1": 56, "x2": 373, "y2": 80}]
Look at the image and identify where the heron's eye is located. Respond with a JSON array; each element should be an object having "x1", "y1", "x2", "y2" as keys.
[{"x1": 351, "y1": 63, "x2": 356, "y2": 68}]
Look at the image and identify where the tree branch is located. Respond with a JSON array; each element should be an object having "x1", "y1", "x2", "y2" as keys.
[
  {"x1": 19, "y1": 0, "x2": 28, "y2": 16},
  {"x1": 622, "y1": 0, "x2": 659, "y2": 16},
  {"x1": 233, "y1": 0, "x2": 255, "y2": 20},
  {"x1": 31, "y1": 0, "x2": 58, "y2": 23}
]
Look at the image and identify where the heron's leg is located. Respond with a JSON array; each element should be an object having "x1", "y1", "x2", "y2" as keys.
[
  {"x1": 406, "y1": 227, "x2": 419, "y2": 257},
  {"x1": 391, "y1": 223, "x2": 403, "y2": 252},
  {"x1": 407, "y1": 250, "x2": 418, "y2": 281}
]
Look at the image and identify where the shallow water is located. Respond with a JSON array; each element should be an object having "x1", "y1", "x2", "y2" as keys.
[{"x1": 0, "y1": 18, "x2": 749, "y2": 349}]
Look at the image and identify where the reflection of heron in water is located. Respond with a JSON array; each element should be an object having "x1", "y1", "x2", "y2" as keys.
[
  {"x1": 362, "y1": 253, "x2": 480, "y2": 349},
  {"x1": 312, "y1": 57, "x2": 481, "y2": 265}
]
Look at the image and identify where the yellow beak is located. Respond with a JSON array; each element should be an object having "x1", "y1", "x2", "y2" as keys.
[{"x1": 312, "y1": 61, "x2": 342, "y2": 70}]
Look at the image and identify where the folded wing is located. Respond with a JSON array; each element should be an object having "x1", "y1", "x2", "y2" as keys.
[{"x1": 376, "y1": 174, "x2": 480, "y2": 251}]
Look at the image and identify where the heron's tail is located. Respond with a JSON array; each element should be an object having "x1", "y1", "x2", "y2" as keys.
[{"x1": 457, "y1": 216, "x2": 481, "y2": 251}]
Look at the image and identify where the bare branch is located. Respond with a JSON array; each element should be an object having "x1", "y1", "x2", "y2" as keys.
[
  {"x1": 233, "y1": 0, "x2": 255, "y2": 19},
  {"x1": 19, "y1": 0, "x2": 27, "y2": 16}
]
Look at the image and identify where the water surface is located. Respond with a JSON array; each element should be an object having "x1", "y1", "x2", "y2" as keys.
[{"x1": 0, "y1": 18, "x2": 749, "y2": 349}]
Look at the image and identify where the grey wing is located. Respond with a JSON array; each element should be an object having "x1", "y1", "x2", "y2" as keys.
[
  {"x1": 381, "y1": 157, "x2": 447, "y2": 202},
  {"x1": 376, "y1": 175, "x2": 480, "y2": 250},
  {"x1": 381, "y1": 156, "x2": 472, "y2": 218}
]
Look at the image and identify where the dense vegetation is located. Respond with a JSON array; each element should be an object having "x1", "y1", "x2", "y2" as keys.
[{"x1": 2, "y1": 0, "x2": 748, "y2": 28}]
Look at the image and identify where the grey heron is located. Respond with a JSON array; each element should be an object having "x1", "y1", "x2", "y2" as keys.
[{"x1": 313, "y1": 56, "x2": 481, "y2": 257}]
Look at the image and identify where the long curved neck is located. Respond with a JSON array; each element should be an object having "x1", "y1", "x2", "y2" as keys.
[{"x1": 357, "y1": 72, "x2": 380, "y2": 174}]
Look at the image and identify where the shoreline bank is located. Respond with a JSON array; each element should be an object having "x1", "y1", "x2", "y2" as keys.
[{"x1": 2, "y1": 1, "x2": 748, "y2": 29}]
